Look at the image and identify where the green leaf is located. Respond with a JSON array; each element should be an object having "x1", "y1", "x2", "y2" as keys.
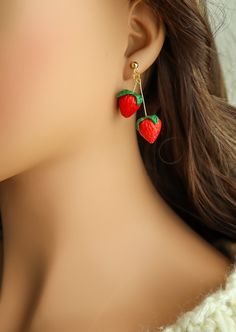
[
  {"x1": 136, "y1": 115, "x2": 159, "y2": 131},
  {"x1": 116, "y1": 89, "x2": 143, "y2": 105}
]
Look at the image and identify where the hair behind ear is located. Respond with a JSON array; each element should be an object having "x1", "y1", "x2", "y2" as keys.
[{"x1": 133, "y1": 0, "x2": 236, "y2": 246}]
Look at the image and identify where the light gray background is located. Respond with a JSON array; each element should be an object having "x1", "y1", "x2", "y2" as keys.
[{"x1": 208, "y1": 0, "x2": 236, "y2": 106}]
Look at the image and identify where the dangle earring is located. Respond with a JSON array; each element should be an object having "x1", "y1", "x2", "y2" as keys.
[{"x1": 116, "y1": 61, "x2": 162, "y2": 144}]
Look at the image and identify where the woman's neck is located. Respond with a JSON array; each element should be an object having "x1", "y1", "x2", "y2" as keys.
[
  {"x1": 0, "y1": 114, "x2": 172, "y2": 263},
  {"x1": 0, "y1": 116, "x2": 232, "y2": 331}
]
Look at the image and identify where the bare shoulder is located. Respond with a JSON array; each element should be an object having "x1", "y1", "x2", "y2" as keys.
[
  {"x1": 146, "y1": 217, "x2": 234, "y2": 326},
  {"x1": 169, "y1": 231, "x2": 233, "y2": 314},
  {"x1": 199, "y1": 241, "x2": 234, "y2": 295}
]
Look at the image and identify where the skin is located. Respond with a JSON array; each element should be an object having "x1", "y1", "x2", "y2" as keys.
[{"x1": 0, "y1": 0, "x2": 233, "y2": 331}]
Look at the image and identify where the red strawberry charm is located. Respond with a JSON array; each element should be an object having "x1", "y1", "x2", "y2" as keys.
[
  {"x1": 136, "y1": 115, "x2": 162, "y2": 144},
  {"x1": 116, "y1": 89, "x2": 143, "y2": 118}
]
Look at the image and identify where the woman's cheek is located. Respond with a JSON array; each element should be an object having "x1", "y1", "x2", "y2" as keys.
[{"x1": 1, "y1": 22, "x2": 55, "y2": 102}]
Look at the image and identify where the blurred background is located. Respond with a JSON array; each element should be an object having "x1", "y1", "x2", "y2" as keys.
[{"x1": 208, "y1": 0, "x2": 236, "y2": 106}]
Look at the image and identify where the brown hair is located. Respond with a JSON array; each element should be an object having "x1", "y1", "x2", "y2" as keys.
[{"x1": 133, "y1": 0, "x2": 236, "y2": 244}]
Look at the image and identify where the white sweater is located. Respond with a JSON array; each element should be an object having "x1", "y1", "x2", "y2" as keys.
[{"x1": 158, "y1": 239, "x2": 236, "y2": 332}]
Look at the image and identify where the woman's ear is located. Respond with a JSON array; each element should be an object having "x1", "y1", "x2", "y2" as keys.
[{"x1": 123, "y1": 0, "x2": 165, "y2": 81}]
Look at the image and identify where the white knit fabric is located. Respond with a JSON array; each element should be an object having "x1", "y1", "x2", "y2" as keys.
[
  {"x1": 159, "y1": 264, "x2": 236, "y2": 332},
  {"x1": 158, "y1": 240, "x2": 236, "y2": 332}
]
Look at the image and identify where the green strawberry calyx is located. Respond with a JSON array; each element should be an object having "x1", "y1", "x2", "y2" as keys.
[
  {"x1": 136, "y1": 115, "x2": 159, "y2": 131},
  {"x1": 116, "y1": 89, "x2": 143, "y2": 105}
]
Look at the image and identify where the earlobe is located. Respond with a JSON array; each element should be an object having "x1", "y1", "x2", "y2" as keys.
[{"x1": 123, "y1": 0, "x2": 165, "y2": 81}]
